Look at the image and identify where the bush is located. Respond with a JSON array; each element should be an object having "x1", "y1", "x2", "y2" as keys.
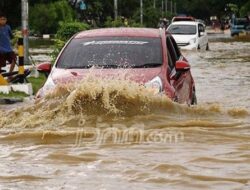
[
  {"x1": 104, "y1": 16, "x2": 143, "y2": 27},
  {"x1": 56, "y1": 21, "x2": 90, "y2": 41},
  {"x1": 143, "y1": 7, "x2": 162, "y2": 28},
  {"x1": 51, "y1": 21, "x2": 90, "y2": 62},
  {"x1": 240, "y1": 1, "x2": 250, "y2": 17},
  {"x1": 30, "y1": 0, "x2": 76, "y2": 34}
]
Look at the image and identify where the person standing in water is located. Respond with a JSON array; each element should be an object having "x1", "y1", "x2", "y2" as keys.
[{"x1": 0, "y1": 12, "x2": 16, "y2": 74}]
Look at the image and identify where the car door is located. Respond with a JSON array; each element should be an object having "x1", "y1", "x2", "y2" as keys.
[
  {"x1": 198, "y1": 23, "x2": 206, "y2": 49},
  {"x1": 167, "y1": 35, "x2": 193, "y2": 104}
]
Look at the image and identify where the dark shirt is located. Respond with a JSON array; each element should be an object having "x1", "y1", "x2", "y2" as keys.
[{"x1": 0, "y1": 24, "x2": 13, "y2": 53}]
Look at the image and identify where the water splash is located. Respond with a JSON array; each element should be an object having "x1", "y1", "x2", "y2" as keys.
[{"x1": 0, "y1": 77, "x2": 248, "y2": 132}]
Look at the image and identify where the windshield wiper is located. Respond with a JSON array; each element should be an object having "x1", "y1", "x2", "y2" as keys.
[
  {"x1": 64, "y1": 63, "x2": 162, "y2": 69},
  {"x1": 66, "y1": 65, "x2": 120, "y2": 69},
  {"x1": 132, "y1": 63, "x2": 162, "y2": 68},
  {"x1": 66, "y1": 65, "x2": 93, "y2": 69}
]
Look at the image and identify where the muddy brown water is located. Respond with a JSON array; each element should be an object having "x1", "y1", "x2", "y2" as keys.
[{"x1": 0, "y1": 41, "x2": 249, "y2": 190}]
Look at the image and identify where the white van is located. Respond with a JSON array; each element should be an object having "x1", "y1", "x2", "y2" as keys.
[{"x1": 167, "y1": 21, "x2": 209, "y2": 50}]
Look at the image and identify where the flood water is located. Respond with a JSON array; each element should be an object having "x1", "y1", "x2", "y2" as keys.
[{"x1": 0, "y1": 39, "x2": 249, "y2": 190}]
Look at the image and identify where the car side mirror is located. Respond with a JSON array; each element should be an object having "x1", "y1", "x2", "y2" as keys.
[
  {"x1": 36, "y1": 62, "x2": 52, "y2": 78},
  {"x1": 175, "y1": 60, "x2": 190, "y2": 71},
  {"x1": 199, "y1": 31, "x2": 204, "y2": 37}
]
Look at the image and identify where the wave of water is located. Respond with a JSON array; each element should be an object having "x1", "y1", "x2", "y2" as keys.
[{"x1": 0, "y1": 77, "x2": 248, "y2": 145}]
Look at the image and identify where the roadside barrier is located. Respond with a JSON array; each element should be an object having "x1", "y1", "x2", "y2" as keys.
[
  {"x1": 0, "y1": 73, "x2": 8, "y2": 85},
  {"x1": 18, "y1": 38, "x2": 25, "y2": 76}
]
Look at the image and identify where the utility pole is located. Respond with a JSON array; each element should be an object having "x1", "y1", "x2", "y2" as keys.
[
  {"x1": 114, "y1": 0, "x2": 118, "y2": 20},
  {"x1": 153, "y1": 0, "x2": 156, "y2": 8},
  {"x1": 174, "y1": 1, "x2": 177, "y2": 14},
  {"x1": 21, "y1": 0, "x2": 29, "y2": 65},
  {"x1": 165, "y1": 0, "x2": 168, "y2": 14},
  {"x1": 140, "y1": 0, "x2": 143, "y2": 25},
  {"x1": 161, "y1": 0, "x2": 164, "y2": 17},
  {"x1": 170, "y1": 0, "x2": 173, "y2": 15}
]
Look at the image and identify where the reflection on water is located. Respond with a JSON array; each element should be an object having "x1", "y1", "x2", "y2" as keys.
[{"x1": 0, "y1": 41, "x2": 250, "y2": 190}]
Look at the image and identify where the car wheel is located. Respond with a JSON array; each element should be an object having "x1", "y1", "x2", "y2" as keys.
[
  {"x1": 206, "y1": 43, "x2": 209, "y2": 51},
  {"x1": 191, "y1": 89, "x2": 197, "y2": 105}
]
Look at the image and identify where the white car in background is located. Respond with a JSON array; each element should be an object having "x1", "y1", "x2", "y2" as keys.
[{"x1": 167, "y1": 21, "x2": 209, "y2": 50}]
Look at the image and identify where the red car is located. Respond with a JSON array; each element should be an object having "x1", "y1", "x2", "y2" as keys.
[{"x1": 37, "y1": 28, "x2": 197, "y2": 105}]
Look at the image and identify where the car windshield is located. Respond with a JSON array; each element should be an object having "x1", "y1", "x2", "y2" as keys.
[
  {"x1": 56, "y1": 37, "x2": 163, "y2": 69},
  {"x1": 168, "y1": 25, "x2": 197, "y2": 35},
  {"x1": 235, "y1": 19, "x2": 248, "y2": 25},
  {"x1": 173, "y1": 17, "x2": 194, "y2": 22}
]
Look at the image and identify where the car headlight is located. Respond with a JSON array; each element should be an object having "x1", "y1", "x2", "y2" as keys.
[
  {"x1": 145, "y1": 76, "x2": 163, "y2": 94},
  {"x1": 189, "y1": 38, "x2": 196, "y2": 44}
]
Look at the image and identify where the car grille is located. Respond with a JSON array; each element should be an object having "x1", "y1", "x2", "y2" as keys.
[{"x1": 177, "y1": 43, "x2": 190, "y2": 46}]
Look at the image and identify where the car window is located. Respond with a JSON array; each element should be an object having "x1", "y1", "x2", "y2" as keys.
[
  {"x1": 169, "y1": 36, "x2": 181, "y2": 59},
  {"x1": 167, "y1": 48, "x2": 174, "y2": 71},
  {"x1": 56, "y1": 37, "x2": 163, "y2": 69},
  {"x1": 198, "y1": 24, "x2": 204, "y2": 32},
  {"x1": 166, "y1": 36, "x2": 178, "y2": 70},
  {"x1": 168, "y1": 24, "x2": 197, "y2": 35}
]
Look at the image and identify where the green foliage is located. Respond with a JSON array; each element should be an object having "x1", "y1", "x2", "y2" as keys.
[
  {"x1": 104, "y1": 16, "x2": 142, "y2": 27},
  {"x1": 129, "y1": 21, "x2": 144, "y2": 28},
  {"x1": 10, "y1": 30, "x2": 22, "y2": 48},
  {"x1": 227, "y1": 3, "x2": 239, "y2": 14},
  {"x1": 29, "y1": 0, "x2": 76, "y2": 34},
  {"x1": 3, "y1": 0, "x2": 250, "y2": 30},
  {"x1": 175, "y1": 0, "x2": 211, "y2": 19},
  {"x1": 51, "y1": 21, "x2": 90, "y2": 62},
  {"x1": 28, "y1": 75, "x2": 47, "y2": 95},
  {"x1": 50, "y1": 38, "x2": 66, "y2": 63},
  {"x1": 240, "y1": 1, "x2": 250, "y2": 17},
  {"x1": 0, "y1": 91, "x2": 28, "y2": 99},
  {"x1": 143, "y1": 6, "x2": 163, "y2": 28},
  {"x1": 56, "y1": 21, "x2": 90, "y2": 41},
  {"x1": 104, "y1": 16, "x2": 124, "y2": 27}
]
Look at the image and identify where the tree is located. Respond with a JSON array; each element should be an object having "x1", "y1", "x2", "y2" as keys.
[
  {"x1": 0, "y1": 0, "x2": 61, "y2": 29},
  {"x1": 174, "y1": 0, "x2": 249, "y2": 20},
  {"x1": 2, "y1": 0, "x2": 249, "y2": 32},
  {"x1": 240, "y1": 1, "x2": 250, "y2": 17},
  {"x1": 29, "y1": 0, "x2": 76, "y2": 34},
  {"x1": 0, "y1": 0, "x2": 21, "y2": 29}
]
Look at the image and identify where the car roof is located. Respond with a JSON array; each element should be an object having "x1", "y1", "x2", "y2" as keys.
[
  {"x1": 75, "y1": 28, "x2": 163, "y2": 39},
  {"x1": 172, "y1": 16, "x2": 195, "y2": 21},
  {"x1": 170, "y1": 21, "x2": 199, "y2": 26}
]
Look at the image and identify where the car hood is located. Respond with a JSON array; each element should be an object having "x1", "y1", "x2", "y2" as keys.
[
  {"x1": 50, "y1": 67, "x2": 162, "y2": 84},
  {"x1": 172, "y1": 34, "x2": 197, "y2": 43}
]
